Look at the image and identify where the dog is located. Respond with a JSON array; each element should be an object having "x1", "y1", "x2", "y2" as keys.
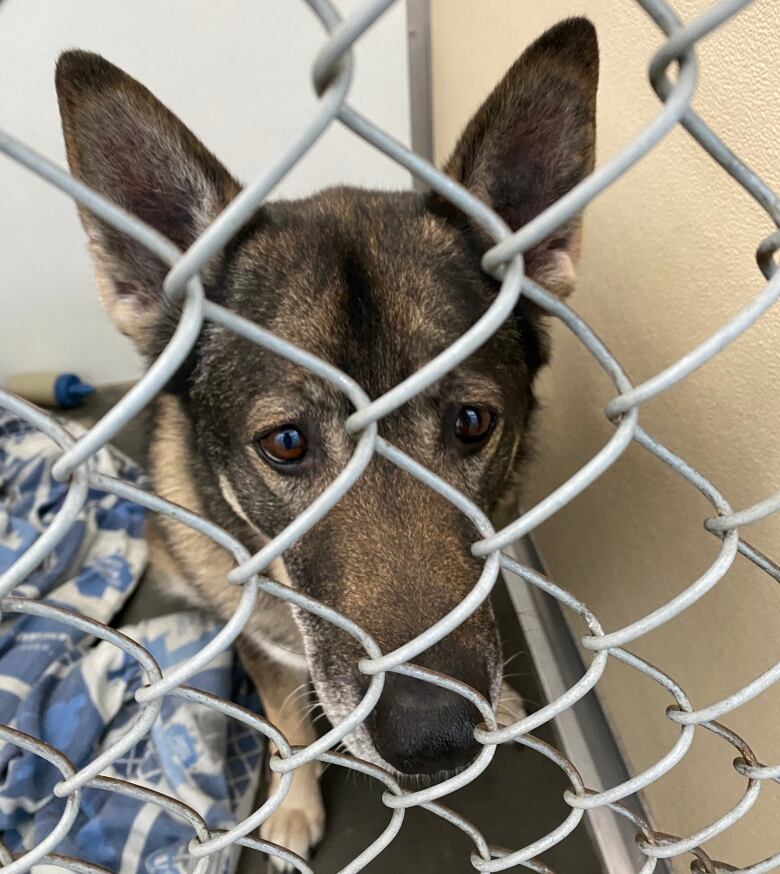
[{"x1": 54, "y1": 17, "x2": 597, "y2": 868}]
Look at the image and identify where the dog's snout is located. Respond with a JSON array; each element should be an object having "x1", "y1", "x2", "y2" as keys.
[{"x1": 371, "y1": 673, "x2": 484, "y2": 776}]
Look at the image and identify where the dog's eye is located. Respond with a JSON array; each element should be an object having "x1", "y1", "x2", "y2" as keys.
[
  {"x1": 454, "y1": 405, "x2": 495, "y2": 450},
  {"x1": 255, "y1": 426, "x2": 308, "y2": 465}
]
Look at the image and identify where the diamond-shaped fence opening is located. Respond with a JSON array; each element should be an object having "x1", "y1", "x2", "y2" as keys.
[{"x1": 0, "y1": 0, "x2": 778, "y2": 872}]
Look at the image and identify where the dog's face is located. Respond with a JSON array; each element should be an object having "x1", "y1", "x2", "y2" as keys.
[{"x1": 55, "y1": 19, "x2": 597, "y2": 777}]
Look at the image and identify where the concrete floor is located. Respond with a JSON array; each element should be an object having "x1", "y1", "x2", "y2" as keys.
[
  {"x1": 67, "y1": 387, "x2": 602, "y2": 872},
  {"x1": 313, "y1": 734, "x2": 597, "y2": 873}
]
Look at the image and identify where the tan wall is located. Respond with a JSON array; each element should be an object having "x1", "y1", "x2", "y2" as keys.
[{"x1": 432, "y1": 1, "x2": 780, "y2": 869}]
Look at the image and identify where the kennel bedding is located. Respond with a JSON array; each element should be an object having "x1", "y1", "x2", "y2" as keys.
[{"x1": 0, "y1": 410, "x2": 264, "y2": 873}]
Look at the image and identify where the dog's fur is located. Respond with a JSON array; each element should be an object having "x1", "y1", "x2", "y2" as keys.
[{"x1": 55, "y1": 18, "x2": 598, "y2": 867}]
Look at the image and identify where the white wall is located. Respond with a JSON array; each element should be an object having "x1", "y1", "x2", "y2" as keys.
[{"x1": 0, "y1": 0, "x2": 411, "y2": 383}]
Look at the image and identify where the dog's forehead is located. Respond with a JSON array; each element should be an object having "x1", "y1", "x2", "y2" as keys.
[{"x1": 226, "y1": 187, "x2": 495, "y2": 394}]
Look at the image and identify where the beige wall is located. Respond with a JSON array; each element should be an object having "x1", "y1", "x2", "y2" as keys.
[{"x1": 432, "y1": 1, "x2": 780, "y2": 869}]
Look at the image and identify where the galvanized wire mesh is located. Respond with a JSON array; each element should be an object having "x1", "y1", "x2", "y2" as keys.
[{"x1": 1, "y1": 0, "x2": 778, "y2": 871}]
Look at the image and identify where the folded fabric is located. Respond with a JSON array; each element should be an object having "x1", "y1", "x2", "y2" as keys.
[{"x1": 0, "y1": 411, "x2": 264, "y2": 873}]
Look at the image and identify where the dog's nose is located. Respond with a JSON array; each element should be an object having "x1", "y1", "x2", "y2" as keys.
[{"x1": 371, "y1": 673, "x2": 484, "y2": 775}]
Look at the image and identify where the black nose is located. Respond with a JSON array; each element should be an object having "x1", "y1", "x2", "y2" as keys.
[{"x1": 371, "y1": 673, "x2": 483, "y2": 775}]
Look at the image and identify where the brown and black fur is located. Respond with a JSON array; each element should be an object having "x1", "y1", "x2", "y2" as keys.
[{"x1": 55, "y1": 18, "x2": 598, "y2": 868}]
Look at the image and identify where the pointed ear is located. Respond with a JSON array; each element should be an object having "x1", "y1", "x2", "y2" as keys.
[
  {"x1": 442, "y1": 18, "x2": 598, "y2": 297},
  {"x1": 56, "y1": 51, "x2": 241, "y2": 356}
]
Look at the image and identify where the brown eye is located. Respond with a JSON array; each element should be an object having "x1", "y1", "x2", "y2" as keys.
[
  {"x1": 454, "y1": 405, "x2": 495, "y2": 450},
  {"x1": 256, "y1": 426, "x2": 307, "y2": 465}
]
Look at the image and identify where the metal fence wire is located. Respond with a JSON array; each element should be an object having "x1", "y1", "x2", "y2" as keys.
[{"x1": 1, "y1": 0, "x2": 779, "y2": 871}]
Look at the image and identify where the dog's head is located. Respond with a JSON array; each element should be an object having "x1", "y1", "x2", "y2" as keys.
[{"x1": 55, "y1": 19, "x2": 597, "y2": 777}]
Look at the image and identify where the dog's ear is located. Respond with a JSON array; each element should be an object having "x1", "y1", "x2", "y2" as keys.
[
  {"x1": 56, "y1": 51, "x2": 240, "y2": 356},
  {"x1": 441, "y1": 17, "x2": 598, "y2": 297}
]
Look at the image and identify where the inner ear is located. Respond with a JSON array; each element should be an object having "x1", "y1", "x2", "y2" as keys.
[
  {"x1": 55, "y1": 50, "x2": 241, "y2": 356},
  {"x1": 436, "y1": 17, "x2": 599, "y2": 297}
]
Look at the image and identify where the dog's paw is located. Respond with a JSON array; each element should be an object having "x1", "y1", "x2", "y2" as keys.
[
  {"x1": 497, "y1": 680, "x2": 527, "y2": 726},
  {"x1": 261, "y1": 762, "x2": 325, "y2": 872}
]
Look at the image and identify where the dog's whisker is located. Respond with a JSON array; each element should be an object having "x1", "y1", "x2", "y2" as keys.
[
  {"x1": 301, "y1": 700, "x2": 324, "y2": 718},
  {"x1": 283, "y1": 688, "x2": 318, "y2": 716},
  {"x1": 502, "y1": 650, "x2": 525, "y2": 670},
  {"x1": 279, "y1": 682, "x2": 310, "y2": 716}
]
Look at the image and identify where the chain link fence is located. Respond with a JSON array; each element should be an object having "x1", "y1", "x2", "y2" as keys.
[{"x1": 1, "y1": 0, "x2": 778, "y2": 871}]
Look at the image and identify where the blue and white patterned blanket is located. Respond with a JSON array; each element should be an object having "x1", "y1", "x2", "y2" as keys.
[{"x1": 0, "y1": 411, "x2": 264, "y2": 873}]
